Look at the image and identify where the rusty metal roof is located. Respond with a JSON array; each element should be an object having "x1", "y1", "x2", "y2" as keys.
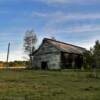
[{"x1": 44, "y1": 38, "x2": 86, "y2": 54}]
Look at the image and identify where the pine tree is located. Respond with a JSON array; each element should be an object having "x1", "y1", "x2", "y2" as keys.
[{"x1": 93, "y1": 40, "x2": 100, "y2": 69}]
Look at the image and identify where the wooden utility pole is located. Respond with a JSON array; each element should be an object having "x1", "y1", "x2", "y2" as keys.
[{"x1": 6, "y1": 43, "x2": 10, "y2": 67}]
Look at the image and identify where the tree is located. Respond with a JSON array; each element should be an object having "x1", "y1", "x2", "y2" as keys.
[
  {"x1": 90, "y1": 40, "x2": 100, "y2": 78},
  {"x1": 24, "y1": 30, "x2": 37, "y2": 67},
  {"x1": 83, "y1": 40, "x2": 100, "y2": 78},
  {"x1": 83, "y1": 40, "x2": 100, "y2": 69},
  {"x1": 83, "y1": 50, "x2": 94, "y2": 69},
  {"x1": 93, "y1": 40, "x2": 100, "y2": 69}
]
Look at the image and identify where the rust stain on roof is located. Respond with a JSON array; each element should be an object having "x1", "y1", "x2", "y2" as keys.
[{"x1": 45, "y1": 38, "x2": 86, "y2": 54}]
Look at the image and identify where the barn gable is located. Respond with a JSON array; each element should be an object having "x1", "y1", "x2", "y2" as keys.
[
  {"x1": 32, "y1": 39, "x2": 61, "y2": 56},
  {"x1": 31, "y1": 39, "x2": 61, "y2": 69}
]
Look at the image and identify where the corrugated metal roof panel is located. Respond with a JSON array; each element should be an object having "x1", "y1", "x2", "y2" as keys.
[{"x1": 45, "y1": 38, "x2": 86, "y2": 54}]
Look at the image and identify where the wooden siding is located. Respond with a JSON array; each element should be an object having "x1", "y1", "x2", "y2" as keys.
[{"x1": 32, "y1": 41, "x2": 61, "y2": 69}]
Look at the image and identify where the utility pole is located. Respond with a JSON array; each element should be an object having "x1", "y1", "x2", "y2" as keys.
[{"x1": 6, "y1": 43, "x2": 10, "y2": 68}]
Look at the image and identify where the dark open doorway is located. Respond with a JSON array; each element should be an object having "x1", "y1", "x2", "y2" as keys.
[
  {"x1": 75, "y1": 55, "x2": 83, "y2": 69},
  {"x1": 61, "y1": 52, "x2": 73, "y2": 69},
  {"x1": 41, "y1": 61, "x2": 48, "y2": 70}
]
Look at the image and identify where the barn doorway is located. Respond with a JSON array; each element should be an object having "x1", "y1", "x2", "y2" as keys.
[
  {"x1": 41, "y1": 61, "x2": 48, "y2": 70},
  {"x1": 75, "y1": 55, "x2": 83, "y2": 69}
]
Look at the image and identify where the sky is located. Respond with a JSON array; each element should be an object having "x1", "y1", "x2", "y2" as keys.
[{"x1": 0, "y1": 0, "x2": 100, "y2": 61}]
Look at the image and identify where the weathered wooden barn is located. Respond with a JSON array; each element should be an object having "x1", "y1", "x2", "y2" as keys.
[{"x1": 31, "y1": 38, "x2": 86, "y2": 70}]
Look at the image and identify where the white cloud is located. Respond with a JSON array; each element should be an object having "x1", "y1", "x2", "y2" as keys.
[
  {"x1": 39, "y1": 0, "x2": 70, "y2": 4},
  {"x1": 1, "y1": 0, "x2": 99, "y2": 4},
  {"x1": 32, "y1": 12, "x2": 49, "y2": 17},
  {"x1": 32, "y1": 12, "x2": 100, "y2": 21},
  {"x1": 0, "y1": 0, "x2": 99, "y2": 5},
  {"x1": 32, "y1": 12, "x2": 100, "y2": 33},
  {"x1": 51, "y1": 25, "x2": 100, "y2": 34},
  {"x1": 59, "y1": 13, "x2": 100, "y2": 21},
  {"x1": 34, "y1": 12, "x2": 100, "y2": 34},
  {"x1": 37, "y1": 0, "x2": 100, "y2": 4},
  {"x1": 0, "y1": 48, "x2": 25, "y2": 61}
]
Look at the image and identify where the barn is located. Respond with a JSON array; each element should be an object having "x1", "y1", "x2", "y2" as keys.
[{"x1": 31, "y1": 38, "x2": 86, "y2": 70}]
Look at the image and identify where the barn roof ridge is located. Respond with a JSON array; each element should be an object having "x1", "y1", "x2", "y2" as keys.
[
  {"x1": 31, "y1": 38, "x2": 87, "y2": 55},
  {"x1": 43, "y1": 38, "x2": 86, "y2": 50}
]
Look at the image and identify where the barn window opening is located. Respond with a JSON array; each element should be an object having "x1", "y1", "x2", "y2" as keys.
[{"x1": 41, "y1": 61, "x2": 48, "y2": 70}]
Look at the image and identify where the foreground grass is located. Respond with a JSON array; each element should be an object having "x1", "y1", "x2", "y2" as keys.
[{"x1": 0, "y1": 70, "x2": 99, "y2": 100}]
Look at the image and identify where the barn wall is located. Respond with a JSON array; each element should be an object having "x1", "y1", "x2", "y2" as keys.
[
  {"x1": 61, "y1": 52, "x2": 83, "y2": 69},
  {"x1": 32, "y1": 41, "x2": 61, "y2": 70},
  {"x1": 32, "y1": 53, "x2": 61, "y2": 69}
]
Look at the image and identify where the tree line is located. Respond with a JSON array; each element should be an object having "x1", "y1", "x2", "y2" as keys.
[{"x1": 0, "y1": 61, "x2": 29, "y2": 67}]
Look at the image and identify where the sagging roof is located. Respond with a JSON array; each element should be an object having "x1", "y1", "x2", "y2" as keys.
[{"x1": 43, "y1": 38, "x2": 86, "y2": 54}]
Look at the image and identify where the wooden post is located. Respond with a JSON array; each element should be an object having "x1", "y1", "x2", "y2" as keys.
[{"x1": 6, "y1": 43, "x2": 10, "y2": 68}]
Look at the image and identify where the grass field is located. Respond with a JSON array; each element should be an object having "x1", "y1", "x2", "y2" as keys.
[{"x1": 0, "y1": 70, "x2": 99, "y2": 100}]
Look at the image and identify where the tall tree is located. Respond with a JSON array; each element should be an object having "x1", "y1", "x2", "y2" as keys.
[
  {"x1": 83, "y1": 40, "x2": 100, "y2": 69},
  {"x1": 93, "y1": 40, "x2": 100, "y2": 68},
  {"x1": 24, "y1": 30, "x2": 37, "y2": 66},
  {"x1": 83, "y1": 50, "x2": 94, "y2": 69}
]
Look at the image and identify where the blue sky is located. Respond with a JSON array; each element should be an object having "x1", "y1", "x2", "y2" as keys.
[{"x1": 0, "y1": 0, "x2": 100, "y2": 61}]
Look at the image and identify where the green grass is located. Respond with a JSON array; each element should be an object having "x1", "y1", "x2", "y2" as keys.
[{"x1": 0, "y1": 70, "x2": 99, "y2": 100}]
